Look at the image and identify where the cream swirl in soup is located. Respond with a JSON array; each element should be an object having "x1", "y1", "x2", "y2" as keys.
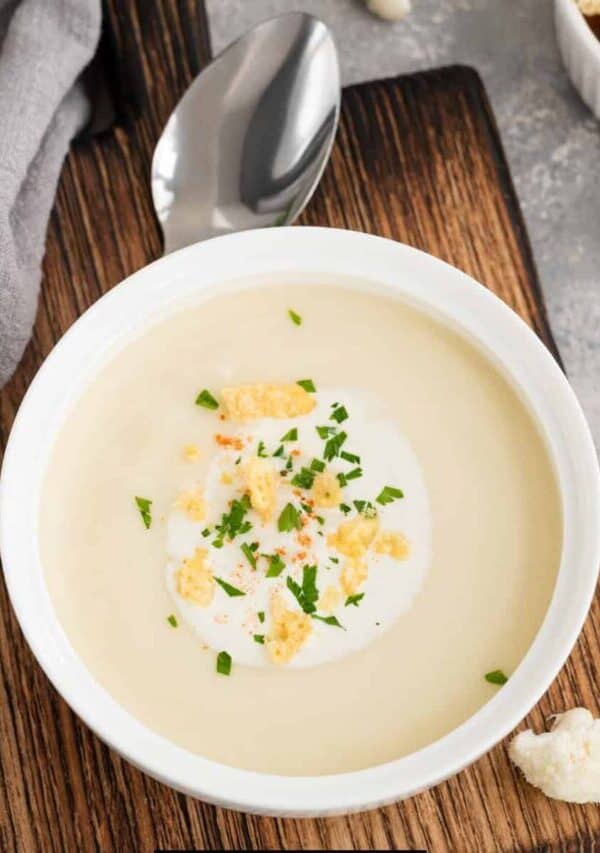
[{"x1": 166, "y1": 386, "x2": 431, "y2": 668}]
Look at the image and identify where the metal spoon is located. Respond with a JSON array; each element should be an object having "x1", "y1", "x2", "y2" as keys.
[{"x1": 151, "y1": 13, "x2": 340, "y2": 254}]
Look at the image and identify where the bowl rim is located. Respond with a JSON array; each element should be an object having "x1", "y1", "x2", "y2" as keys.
[
  {"x1": 1, "y1": 226, "x2": 599, "y2": 816},
  {"x1": 556, "y1": 0, "x2": 600, "y2": 59}
]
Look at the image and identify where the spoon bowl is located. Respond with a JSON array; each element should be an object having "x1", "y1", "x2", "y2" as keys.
[{"x1": 151, "y1": 13, "x2": 340, "y2": 253}]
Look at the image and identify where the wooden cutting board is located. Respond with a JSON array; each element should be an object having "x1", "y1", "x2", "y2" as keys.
[{"x1": 1, "y1": 2, "x2": 598, "y2": 850}]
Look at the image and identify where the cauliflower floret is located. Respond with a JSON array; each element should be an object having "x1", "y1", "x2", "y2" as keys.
[
  {"x1": 366, "y1": 0, "x2": 411, "y2": 22},
  {"x1": 174, "y1": 488, "x2": 206, "y2": 521},
  {"x1": 327, "y1": 515, "x2": 380, "y2": 560},
  {"x1": 509, "y1": 708, "x2": 600, "y2": 803},
  {"x1": 243, "y1": 456, "x2": 277, "y2": 522},
  {"x1": 577, "y1": 0, "x2": 600, "y2": 15},
  {"x1": 340, "y1": 559, "x2": 369, "y2": 596},
  {"x1": 318, "y1": 585, "x2": 343, "y2": 613},
  {"x1": 312, "y1": 471, "x2": 342, "y2": 508},
  {"x1": 221, "y1": 383, "x2": 315, "y2": 422},
  {"x1": 266, "y1": 593, "x2": 313, "y2": 664},
  {"x1": 176, "y1": 548, "x2": 215, "y2": 606},
  {"x1": 374, "y1": 531, "x2": 410, "y2": 560}
]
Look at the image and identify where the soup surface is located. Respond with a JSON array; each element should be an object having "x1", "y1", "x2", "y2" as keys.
[{"x1": 40, "y1": 282, "x2": 562, "y2": 775}]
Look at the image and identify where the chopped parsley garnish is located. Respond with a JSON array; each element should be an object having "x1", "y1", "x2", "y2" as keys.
[
  {"x1": 288, "y1": 309, "x2": 302, "y2": 326},
  {"x1": 300, "y1": 502, "x2": 313, "y2": 515},
  {"x1": 337, "y1": 472, "x2": 347, "y2": 487},
  {"x1": 310, "y1": 458, "x2": 325, "y2": 472},
  {"x1": 339, "y1": 503, "x2": 352, "y2": 515},
  {"x1": 201, "y1": 527, "x2": 211, "y2": 538},
  {"x1": 286, "y1": 565, "x2": 319, "y2": 614},
  {"x1": 278, "y1": 502, "x2": 301, "y2": 532},
  {"x1": 214, "y1": 494, "x2": 252, "y2": 544},
  {"x1": 291, "y1": 467, "x2": 315, "y2": 489},
  {"x1": 258, "y1": 611, "x2": 265, "y2": 624},
  {"x1": 235, "y1": 456, "x2": 241, "y2": 465},
  {"x1": 273, "y1": 444, "x2": 285, "y2": 457},
  {"x1": 167, "y1": 613, "x2": 178, "y2": 627},
  {"x1": 485, "y1": 669, "x2": 508, "y2": 685},
  {"x1": 316, "y1": 425, "x2": 336, "y2": 439},
  {"x1": 297, "y1": 379, "x2": 316, "y2": 393},
  {"x1": 341, "y1": 450, "x2": 360, "y2": 464},
  {"x1": 324, "y1": 430, "x2": 347, "y2": 461},
  {"x1": 285, "y1": 456, "x2": 294, "y2": 471},
  {"x1": 330, "y1": 405, "x2": 349, "y2": 424},
  {"x1": 216, "y1": 651, "x2": 232, "y2": 676},
  {"x1": 353, "y1": 499, "x2": 377, "y2": 518},
  {"x1": 257, "y1": 440, "x2": 267, "y2": 457},
  {"x1": 265, "y1": 553, "x2": 286, "y2": 578},
  {"x1": 345, "y1": 467, "x2": 363, "y2": 481},
  {"x1": 329, "y1": 556, "x2": 339, "y2": 564},
  {"x1": 195, "y1": 389, "x2": 219, "y2": 410},
  {"x1": 312, "y1": 614, "x2": 345, "y2": 629},
  {"x1": 215, "y1": 576, "x2": 246, "y2": 597},
  {"x1": 376, "y1": 485, "x2": 404, "y2": 505},
  {"x1": 253, "y1": 634, "x2": 265, "y2": 644},
  {"x1": 280, "y1": 427, "x2": 298, "y2": 442},
  {"x1": 316, "y1": 515, "x2": 325, "y2": 525},
  {"x1": 240, "y1": 542, "x2": 258, "y2": 569},
  {"x1": 345, "y1": 593, "x2": 364, "y2": 607},
  {"x1": 134, "y1": 496, "x2": 152, "y2": 529}
]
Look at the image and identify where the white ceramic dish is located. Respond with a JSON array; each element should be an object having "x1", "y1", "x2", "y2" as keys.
[
  {"x1": 556, "y1": 0, "x2": 600, "y2": 119},
  {"x1": 1, "y1": 227, "x2": 599, "y2": 816}
]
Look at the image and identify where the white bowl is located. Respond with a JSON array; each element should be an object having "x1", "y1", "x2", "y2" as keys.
[
  {"x1": 556, "y1": 0, "x2": 600, "y2": 118},
  {"x1": 1, "y1": 228, "x2": 599, "y2": 816}
]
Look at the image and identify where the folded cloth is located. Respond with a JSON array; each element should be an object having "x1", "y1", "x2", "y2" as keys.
[{"x1": 0, "y1": 0, "x2": 101, "y2": 387}]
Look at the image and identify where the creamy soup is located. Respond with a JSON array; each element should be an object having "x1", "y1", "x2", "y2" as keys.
[{"x1": 40, "y1": 283, "x2": 562, "y2": 775}]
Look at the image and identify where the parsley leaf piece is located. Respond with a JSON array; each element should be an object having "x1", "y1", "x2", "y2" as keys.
[
  {"x1": 316, "y1": 425, "x2": 335, "y2": 439},
  {"x1": 288, "y1": 309, "x2": 302, "y2": 326},
  {"x1": 254, "y1": 634, "x2": 265, "y2": 644},
  {"x1": 345, "y1": 593, "x2": 364, "y2": 608},
  {"x1": 345, "y1": 467, "x2": 363, "y2": 481},
  {"x1": 134, "y1": 496, "x2": 152, "y2": 529},
  {"x1": 258, "y1": 611, "x2": 266, "y2": 624},
  {"x1": 324, "y1": 431, "x2": 347, "y2": 461},
  {"x1": 291, "y1": 467, "x2": 315, "y2": 489},
  {"x1": 286, "y1": 565, "x2": 319, "y2": 614},
  {"x1": 214, "y1": 494, "x2": 252, "y2": 541},
  {"x1": 216, "y1": 651, "x2": 232, "y2": 676},
  {"x1": 265, "y1": 554, "x2": 286, "y2": 578},
  {"x1": 240, "y1": 542, "x2": 258, "y2": 569},
  {"x1": 278, "y1": 502, "x2": 302, "y2": 532},
  {"x1": 340, "y1": 450, "x2": 360, "y2": 464},
  {"x1": 280, "y1": 427, "x2": 298, "y2": 442},
  {"x1": 376, "y1": 485, "x2": 404, "y2": 506},
  {"x1": 257, "y1": 440, "x2": 268, "y2": 457},
  {"x1": 312, "y1": 614, "x2": 345, "y2": 629},
  {"x1": 310, "y1": 458, "x2": 326, "y2": 472},
  {"x1": 485, "y1": 669, "x2": 508, "y2": 685},
  {"x1": 167, "y1": 614, "x2": 178, "y2": 627},
  {"x1": 339, "y1": 503, "x2": 352, "y2": 515},
  {"x1": 195, "y1": 389, "x2": 219, "y2": 410},
  {"x1": 215, "y1": 576, "x2": 246, "y2": 597},
  {"x1": 272, "y1": 444, "x2": 285, "y2": 457},
  {"x1": 330, "y1": 405, "x2": 349, "y2": 424},
  {"x1": 297, "y1": 379, "x2": 316, "y2": 393}
]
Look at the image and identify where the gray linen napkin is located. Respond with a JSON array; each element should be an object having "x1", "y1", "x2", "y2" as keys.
[{"x1": 0, "y1": 0, "x2": 101, "y2": 387}]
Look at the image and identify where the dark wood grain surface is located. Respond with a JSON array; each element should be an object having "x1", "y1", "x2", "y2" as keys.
[{"x1": 0, "y1": 1, "x2": 597, "y2": 850}]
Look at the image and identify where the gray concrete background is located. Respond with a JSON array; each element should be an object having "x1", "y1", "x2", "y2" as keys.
[{"x1": 207, "y1": 0, "x2": 600, "y2": 447}]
